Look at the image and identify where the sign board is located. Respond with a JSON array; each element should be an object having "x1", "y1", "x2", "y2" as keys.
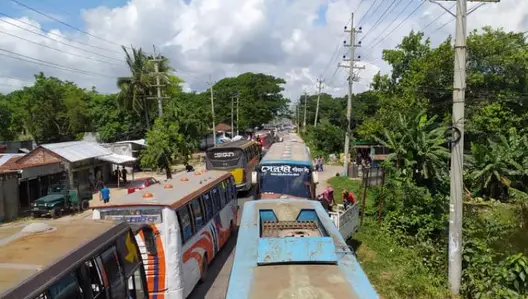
[
  {"x1": 259, "y1": 165, "x2": 310, "y2": 177},
  {"x1": 208, "y1": 150, "x2": 241, "y2": 161},
  {"x1": 100, "y1": 208, "x2": 163, "y2": 224},
  {"x1": 330, "y1": 204, "x2": 359, "y2": 240}
]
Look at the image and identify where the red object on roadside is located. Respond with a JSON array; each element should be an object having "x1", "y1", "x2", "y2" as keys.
[{"x1": 127, "y1": 177, "x2": 160, "y2": 194}]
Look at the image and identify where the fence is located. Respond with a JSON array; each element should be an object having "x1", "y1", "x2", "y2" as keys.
[{"x1": 348, "y1": 164, "x2": 384, "y2": 187}]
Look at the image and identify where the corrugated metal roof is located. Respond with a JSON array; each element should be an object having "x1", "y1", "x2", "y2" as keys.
[
  {"x1": 0, "y1": 154, "x2": 25, "y2": 167},
  {"x1": 41, "y1": 141, "x2": 112, "y2": 163},
  {"x1": 97, "y1": 153, "x2": 136, "y2": 165},
  {"x1": 114, "y1": 139, "x2": 146, "y2": 147}
]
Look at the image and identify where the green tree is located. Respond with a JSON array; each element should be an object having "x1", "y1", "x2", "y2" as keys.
[
  {"x1": 304, "y1": 119, "x2": 345, "y2": 156},
  {"x1": 140, "y1": 101, "x2": 206, "y2": 179}
]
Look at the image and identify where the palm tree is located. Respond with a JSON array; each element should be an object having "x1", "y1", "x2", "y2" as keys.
[{"x1": 117, "y1": 46, "x2": 172, "y2": 128}]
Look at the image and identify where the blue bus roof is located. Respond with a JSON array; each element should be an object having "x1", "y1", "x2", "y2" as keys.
[
  {"x1": 226, "y1": 199, "x2": 379, "y2": 299},
  {"x1": 260, "y1": 133, "x2": 312, "y2": 165}
]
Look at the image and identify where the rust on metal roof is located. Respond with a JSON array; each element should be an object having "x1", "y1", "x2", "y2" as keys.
[{"x1": 91, "y1": 170, "x2": 232, "y2": 210}]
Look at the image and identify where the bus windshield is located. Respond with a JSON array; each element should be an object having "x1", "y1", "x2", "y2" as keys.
[
  {"x1": 258, "y1": 164, "x2": 312, "y2": 198},
  {"x1": 206, "y1": 148, "x2": 243, "y2": 168}
]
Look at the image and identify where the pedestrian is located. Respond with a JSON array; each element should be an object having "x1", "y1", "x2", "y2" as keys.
[
  {"x1": 342, "y1": 190, "x2": 356, "y2": 210},
  {"x1": 319, "y1": 156, "x2": 324, "y2": 172},
  {"x1": 100, "y1": 184, "x2": 110, "y2": 204},
  {"x1": 121, "y1": 167, "x2": 128, "y2": 184}
]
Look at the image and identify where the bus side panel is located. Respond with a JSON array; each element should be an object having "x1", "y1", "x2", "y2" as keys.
[
  {"x1": 231, "y1": 168, "x2": 244, "y2": 185},
  {"x1": 163, "y1": 208, "x2": 185, "y2": 299},
  {"x1": 180, "y1": 196, "x2": 238, "y2": 298}
]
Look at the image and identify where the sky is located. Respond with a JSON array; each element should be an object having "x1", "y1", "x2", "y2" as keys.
[{"x1": 0, "y1": 0, "x2": 526, "y2": 102}]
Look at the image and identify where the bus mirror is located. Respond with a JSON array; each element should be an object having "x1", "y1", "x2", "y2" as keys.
[
  {"x1": 313, "y1": 172, "x2": 319, "y2": 184},
  {"x1": 251, "y1": 171, "x2": 258, "y2": 184}
]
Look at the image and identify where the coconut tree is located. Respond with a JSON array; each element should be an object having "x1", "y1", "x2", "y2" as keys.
[{"x1": 117, "y1": 46, "x2": 172, "y2": 128}]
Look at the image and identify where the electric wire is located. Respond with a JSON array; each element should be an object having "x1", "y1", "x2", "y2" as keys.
[
  {"x1": 0, "y1": 17, "x2": 124, "y2": 62},
  {"x1": 360, "y1": 0, "x2": 401, "y2": 42}
]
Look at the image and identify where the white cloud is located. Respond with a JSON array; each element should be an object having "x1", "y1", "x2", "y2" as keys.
[{"x1": 0, "y1": 0, "x2": 526, "y2": 101}]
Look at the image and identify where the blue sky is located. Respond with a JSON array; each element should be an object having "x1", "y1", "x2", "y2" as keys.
[{"x1": 2, "y1": 0, "x2": 128, "y2": 29}]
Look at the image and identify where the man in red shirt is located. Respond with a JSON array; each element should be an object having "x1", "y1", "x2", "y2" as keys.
[{"x1": 342, "y1": 190, "x2": 356, "y2": 209}]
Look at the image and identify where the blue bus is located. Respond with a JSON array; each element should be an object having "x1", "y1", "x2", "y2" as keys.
[
  {"x1": 226, "y1": 199, "x2": 378, "y2": 299},
  {"x1": 251, "y1": 133, "x2": 318, "y2": 199}
]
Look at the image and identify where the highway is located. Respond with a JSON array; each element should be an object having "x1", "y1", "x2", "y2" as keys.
[{"x1": 188, "y1": 165, "x2": 340, "y2": 299}]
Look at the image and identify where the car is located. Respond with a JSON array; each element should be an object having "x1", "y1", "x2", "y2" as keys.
[
  {"x1": 31, "y1": 181, "x2": 92, "y2": 219},
  {"x1": 127, "y1": 177, "x2": 160, "y2": 194}
]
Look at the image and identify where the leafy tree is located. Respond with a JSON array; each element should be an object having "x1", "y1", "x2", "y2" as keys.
[
  {"x1": 303, "y1": 119, "x2": 345, "y2": 156},
  {"x1": 140, "y1": 101, "x2": 206, "y2": 179},
  {"x1": 0, "y1": 96, "x2": 17, "y2": 140}
]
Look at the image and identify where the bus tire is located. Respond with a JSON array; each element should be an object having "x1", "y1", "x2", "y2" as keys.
[{"x1": 199, "y1": 254, "x2": 208, "y2": 283}]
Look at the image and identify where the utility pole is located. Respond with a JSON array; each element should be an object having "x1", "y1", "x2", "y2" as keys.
[
  {"x1": 296, "y1": 103, "x2": 300, "y2": 134},
  {"x1": 236, "y1": 92, "x2": 240, "y2": 136},
  {"x1": 429, "y1": 0, "x2": 499, "y2": 295},
  {"x1": 302, "y1": 92, "x2": 307, "y2": 131},
  {"x1": 231, "y1": 93, "x2": 235, "y2": 137},
  {"x1": 207, "y1": 77, "x2": 216, "y2": 147},
  {"x1": 338, "y1": 13, "x2": 364, "y2": 176},
  {"x1": 314, "y1": 78, "x2": 324, "y2": 127},
  {"x1": 148, "y1": 45, "x2": 169, "y2": 117}
]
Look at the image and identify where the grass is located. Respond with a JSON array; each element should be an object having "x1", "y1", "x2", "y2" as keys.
[
  {"x1": 328, "y1": 176, "x2": 449, "y2": 298},
  {"x1": 353, "y1": 221, "x2": 449, "y2": 299}
]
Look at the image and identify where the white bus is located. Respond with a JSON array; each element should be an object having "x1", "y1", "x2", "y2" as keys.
[{"x1": 92, "y1": 170, "x2": 238, "y2": 299}]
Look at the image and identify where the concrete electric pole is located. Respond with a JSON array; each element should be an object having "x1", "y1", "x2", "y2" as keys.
[
  {"x1": 231, "y1": 94, "x2": 235, "y2": 137},
  {"x1": 148, "y1": 46, "x2": 169, "y2": 117},
  {"x1": 302, "y1": 92, "x2": 308, "y2": 131},
  {"x1": 236, "y1": 93, "x2": 240, "y2": 136},
  {"x1": 314, "y1": 78, "x2": 324, "y2": 127},
  {"x1": 338, "y1": 13, "x2": 364, "y2": 176},
  {"x1": 429, "y1": 0, "x2": 499, "y2": 295},
  {"x1": 207, "y1": 77, "x2": 216, "y2": 147}
]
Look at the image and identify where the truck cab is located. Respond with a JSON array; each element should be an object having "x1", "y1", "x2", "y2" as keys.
[{"x1": 31, "y1": 181, "x2": 92, "y2": 218}]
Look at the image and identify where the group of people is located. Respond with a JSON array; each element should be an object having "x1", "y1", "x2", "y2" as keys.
[
  {"x1": 316, "y1": 186, "x2": 357, "y2": 212},
  {"x1": 314, "y1": 156, "x2": 324, "y2": 172}
]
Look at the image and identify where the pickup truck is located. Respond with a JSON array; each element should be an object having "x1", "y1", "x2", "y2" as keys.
[{"x1": 31, "y1": 182, "x2": 92, "y2": 219}]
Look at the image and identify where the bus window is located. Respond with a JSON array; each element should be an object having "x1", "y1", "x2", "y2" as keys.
[
  {"x1": 202, "y1": 193, "x2": 214, "y2": 220},
  {"x1": 127, "y1": 268, "x2": 147, "y2": 299},
  {"x1": 83, "y1": 259, "x2": 106, "y2": 299},
  {"x1": 219, "y1": 181, "x2": 228, "y2": 207},
  {"x1": 190, "y1": 199, "x2": 204, "y2": 232},
  {"x1": 48, "y1": 272, "x2": 83, "y2": 299},
  {"x1": 211, "y1": 186, "x2": 222, "y2": 212},
  {"x1": 100, "y1": 247, "x2": 126, "y2": 299},
  {"x1": 176, "y1": 205, "x2": 193, "y2": 244}
]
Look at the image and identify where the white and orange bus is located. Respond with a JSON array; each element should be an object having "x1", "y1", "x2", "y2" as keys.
[{"x1": 91, "y1": 170, "x2": 238, "y2": 299}]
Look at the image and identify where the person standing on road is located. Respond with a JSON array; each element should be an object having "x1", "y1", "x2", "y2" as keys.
[{"x1": 100, "y1": 184, "x2": 110, "y2": 204}]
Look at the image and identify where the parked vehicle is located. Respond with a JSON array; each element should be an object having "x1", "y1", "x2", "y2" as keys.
[
  {"x1": 127, "y1": 177, "x2": 160, "y2": 194},
  {"x1": 92, "y1": 170, "x2": 238, "y2": 299},
  {"x1": 31, "y1": 181, "x2": 92, "y2": 218},
  {"x1": 252, "y1": 133, "x2": 318, "y2": 199},
  {"x1": 0, "y1": 220, "x2": 148, "y2": 299},
  {"x1": 226, "y1": 199, "x2": 378, "y2": 299}
]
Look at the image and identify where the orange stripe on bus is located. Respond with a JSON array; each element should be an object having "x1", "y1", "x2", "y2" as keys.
[
  {"x1": 183, "y1": 235, "x2": 214, "y2": 265},
  {"x1": 151, "y1": 226, "x2": 166, "y2": 296}
]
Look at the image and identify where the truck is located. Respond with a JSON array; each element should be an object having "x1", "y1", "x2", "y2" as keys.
[{"x1": 31, "y1": 181, "x2": 93, "y2": 219}]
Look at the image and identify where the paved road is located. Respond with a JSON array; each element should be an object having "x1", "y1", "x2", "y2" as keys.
[{"x1": 188, "y1": 165, "x2": 342, "y2": 299}]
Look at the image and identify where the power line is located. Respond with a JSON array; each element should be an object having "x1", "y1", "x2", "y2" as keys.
[
  {"x1": 321, "y1": 17, "x2": 352, "y2": 81},
  {"x1": 362, "y1": 0, "x2": 414, "y2": 47},
  {"x1": 0, "y1": 17, "x2": 124, "y2": 62},
  {"x1": 0, "y1": 29, "x2": 122, "y2": 66},
  {"x1": 357, "y1": 0, "x2": 382, "y2": 25},
  {"x1": 9, "y1": 0, "x2": 128, "y2": 49},
  {"x1": 360, "y1": 0, "x2": 402, "y2": 42},
  {"x1": 0, "y1": 12, "x2": 122, "y2": 55},
  {"x1": 431, "y1": 19, "x2": 454, "y2": 34},
  {"x1": 0, "y1": 48, "x2": 116, "y2": 78},
  {"x1": 422, "y1": 4, "x2": 456, "y2": 32},
  {"x1": 362, "y1": 1, "x2": 426, "y2": 55}
]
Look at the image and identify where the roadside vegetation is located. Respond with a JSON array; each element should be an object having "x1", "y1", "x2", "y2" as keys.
[{"x1": 321, "y1": 27, "x2": 528, "y2": 298}]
